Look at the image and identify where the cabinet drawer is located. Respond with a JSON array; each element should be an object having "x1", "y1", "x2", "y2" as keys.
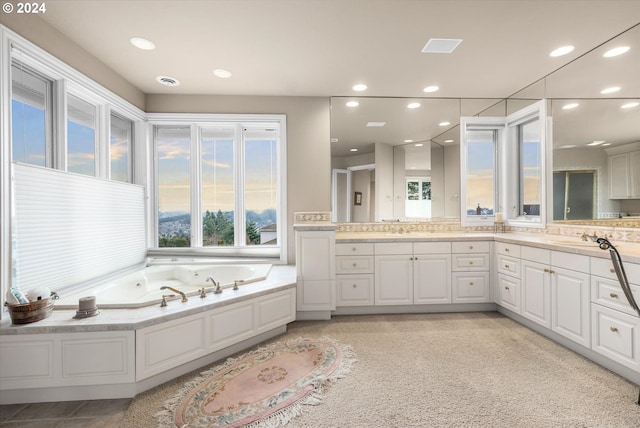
[
  {"x1": 521, "y1": 246, "x2": 550, "y2": 264},
  {"x1": 591, "y1": 276, "x2": 640, "y2": 316},
  {"x1": 591, "y1": 303, "x2": 639, "y2": 370},
  {"x1": 375, "y1": 242, "x2": 413, "y2": 255},
  {"x1": 591, "y1": 256, "x2": 640, "y2": 285},
  {"x1": 336, "y1": 274, "x2": 374, "y2": 306},
  {"x1": 452, "y1": 272, "x2": 490, "y2": 303},
  {"x1": 497, "y1": 255, "x2": 520, "y2": 278},
  {"x1": 452, "y1": 241, "x2": 490, "y2": 253},
  {"x1": 551, "y1": 251, "x2": 589, "y2": 273},
  {"x1": 496, "y1": 242, "x2": 520, "y2": 258},
  {"x1": 413, "y1": 241, "x2": 451, "y2": 254},
  {"x1": 335, "y1": 256, "x2": 374, "y2": 274},
  {"x1": 452, "y1": 253, "x2": 489, "y2": 271},
  {"x1": 498, "y1": 274, "x2": 520, "y2": 313},
  {"x1": 335, "y1": 243, "x2": 374, "y2": 256}
]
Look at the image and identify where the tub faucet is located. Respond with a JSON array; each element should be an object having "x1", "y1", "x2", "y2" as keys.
[
  {"x1": 206, "y1": 276, "x2": 222, "y2": 294},
  {"x1": 160, "y1": 286, "x2": 188, "y2": 302}
]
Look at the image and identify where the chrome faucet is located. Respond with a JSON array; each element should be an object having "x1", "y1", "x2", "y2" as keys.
[
  {"x1": 160, "y1": 286, "x2": 188, "y2": 302},
  {"x1": 206, "y1": 276, "x2": 222, "y2": 294}
]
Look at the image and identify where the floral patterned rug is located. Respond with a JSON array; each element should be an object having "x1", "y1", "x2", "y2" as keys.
[{"x1": 155, "y1": 337, "x2": 355, "y2": 427}]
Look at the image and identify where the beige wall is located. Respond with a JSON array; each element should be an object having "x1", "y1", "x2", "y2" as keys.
[
  {"x1": 0, "y1": 16, "x2": 145, "y2": 110},
  {"x1": 147, "y1": 94, "x2": 331, "y2": 264}
]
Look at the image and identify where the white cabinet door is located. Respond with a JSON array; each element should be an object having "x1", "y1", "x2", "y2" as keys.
[
  {"x1": 452, "y1": 272, "x2": 490, "y2": 303},
  {"x1": 295, "y1": 230, "x2": 335, "y2": 311},
  {"x1": 521, "y1": 260, "x2": 552, "y2": 328},
  {"x1": 552, "y1": 267, "x2": 591, "y2": 347},
  {"x1": 413, "y1": 254, "x2": 451, "y2": 304},
  {"x1": 498, "y1": 274, "x2": 520, "y2": 313},
  {"x1": 336, "y1": 274, "x2": 374, "y2": 306},
  {"x1": 375, "y1": 255, "x2": 413, "y2": 305},
  {"x1": 609, "y1": 153, "x2": 630, "y2": 199}
]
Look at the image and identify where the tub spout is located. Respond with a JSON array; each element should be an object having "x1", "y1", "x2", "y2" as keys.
[
  {"x1": 160, "y1": 286, "x2": 188, "y2": 302},
  {"x1": 206, "y1": 276, "x2": 222, "y2": 294}
]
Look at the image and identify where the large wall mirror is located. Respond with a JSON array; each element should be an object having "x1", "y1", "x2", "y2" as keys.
[{"x1": 331, "y1": 24, "x2": 639, "y2": 226}]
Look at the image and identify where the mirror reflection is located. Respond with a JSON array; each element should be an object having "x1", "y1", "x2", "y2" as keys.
[{"x1": 331, "y1": 25, "x2": 639, "y2": 226}]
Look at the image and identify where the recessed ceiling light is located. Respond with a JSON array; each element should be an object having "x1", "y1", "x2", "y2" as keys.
[
  {"x1": 421, "y1": 38, "x2": 463, "y2": 53},
  {"x1": 213, "y1": 69, "x2": 232, "y2": 78},
  {"x1": 414, "y1": 143, "x2": 424, "y2": 147},
  {"x1": 444, "y1": 139, "x2": 454, "y2": 143},
  {"x1": 562, "y1": 103, "x2": 579, "y2": 110},
  {"x1": 587, "y1": 140, "x2": 606, "y2": 146},
  {"x1": 350, "y1": 148, "x2": 358, "y2": 152},
  {"x1": 621, "y1": 102, "x2": 639, "y2": 109},
  {"x1": 366, "y1": 122, "x2": 386, "y2": 127},
  {"x1": 130, "y1": 37, "x2": 155, "y2": 50},
  {"x1": 550, "y1": 45, "x2": 574, "y2": 57},
  {"x1": 439, "y1": 121, "x2": 450, "y2": 126},
  {"x1": 330, "y1": 138, "x2": 338, "y2": 143},
  {"x1": 156, "y1": 75, "x2": 180, "y2": 86},
  {"x1": 404, "y1": 139, "x2": 414, "y2": 143},
  {"x1": 558, "y1": 145, "x2": 577, "y2": 149},
  {"x1": 603, "y1": 46, "x2": 630, "y2": 58},
  {"x1": 423, "y1": 85, "x2": 439, "y2": 93},
  {"x1": 602, "y1": 143, "x2": 612, "y2": 147},
  {"x1": 346, "y1": 101, "x2": 359, "y2": 107},
  {"x1": 600, "y1": 86, "x2": 621, "y2": 94},
  {"x1": 407, "y1": 102, "x2": 421, "y2": 109},
  {"x1": 352, "y1": 84, "x2": 367, "y2": 91}
]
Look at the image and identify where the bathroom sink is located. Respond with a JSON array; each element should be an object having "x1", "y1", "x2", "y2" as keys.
[{"x1": 547, "y1": 239, "x2": 597, "y2": 247}]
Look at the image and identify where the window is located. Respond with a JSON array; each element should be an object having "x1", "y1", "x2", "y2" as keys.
[
  {"x1": 151, "y1": 115, "x2": 286, "y2": 260},
  {"x1": 11, "y1": 61, "x2": 51, "y2": 167},
  {"x1": 67, "y1": 94, "x2": 97, "y2": 176},
  {"x1": 519, "y1": 118, "x2": 542, "y2": 216},
  {"x1": 464, "y1": 129, "x2": 497, "y2": 219},
  {"x1": 110, "y1": 113, "x2": 133, "y2": 182},
  {"x1": 156, "y1": 127, "x2": 191, "y2": 247}
]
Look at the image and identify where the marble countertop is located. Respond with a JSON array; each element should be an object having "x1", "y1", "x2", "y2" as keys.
[
  {"x1": 336, "y1": 231, "x2": 640, "y2": 263},
  {"x1": 0, "y1": 265, "x2": 297, "y2": 335}
]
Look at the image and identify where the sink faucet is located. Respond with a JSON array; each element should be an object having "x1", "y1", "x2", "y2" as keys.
[
  {"x1": 206, "y1": 276, "x2": 222, "y2": 294},
  {"x1": 580, "y1": 231, "x2": 599, "y2": 242},
  {"x1": 160, "y1": 286, "x2": 188, "y2": 302}
]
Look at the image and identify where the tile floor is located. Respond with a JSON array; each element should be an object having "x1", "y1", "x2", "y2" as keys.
[{"x1": 0, "y1": 398, "x2": 131, "y2": 427}]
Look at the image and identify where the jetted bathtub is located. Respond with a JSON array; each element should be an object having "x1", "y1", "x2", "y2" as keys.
[{"x1": 55, "y1": 263, "x2": 272, "y2": 309}]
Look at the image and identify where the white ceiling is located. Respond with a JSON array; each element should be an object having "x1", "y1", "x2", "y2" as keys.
[{"x1": 38, "y1": 1, "x2": 640, "y2": 156}]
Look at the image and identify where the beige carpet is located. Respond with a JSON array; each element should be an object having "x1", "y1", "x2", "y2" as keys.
[{"x1": 122, "y1": 312, "x2": 640, "y2": 427}]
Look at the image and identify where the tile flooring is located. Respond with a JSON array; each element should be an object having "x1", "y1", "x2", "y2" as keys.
[{"x1": 0, "y1": 398, "x2": 131, "y2": 427}]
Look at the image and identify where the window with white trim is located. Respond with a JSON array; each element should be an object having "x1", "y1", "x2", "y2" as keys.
[{"x1": 151, "y1": 116, "x2": 286, "y2": 260}]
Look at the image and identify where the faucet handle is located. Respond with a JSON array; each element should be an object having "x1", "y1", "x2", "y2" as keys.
[{"x1": 160, "y1": 295, "x2": 168, "y2": 307}]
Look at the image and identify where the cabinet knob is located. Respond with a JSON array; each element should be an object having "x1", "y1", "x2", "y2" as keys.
[
  {"x1": 610, "y1": 293, "x2": 618, "y2": 299},
  {"x1": 352, "y1": 284, "x2": 357, "y2": 288},
  {"x1": 610, "y1": 268, "x2": 615, "y2": 273},
  {"x1": 469, "y1": 246, "x2": 474, "y2": 249},
  {"x1": 505, "y1": 248, "x2": 510, "y2": 252},
  {"x1": 549, "y1": 269, "x2": 555, "y2": 274},
  {"x1": 504, "y1": 286, "x2": 510, "y2": 290},
  {"x1": 504, "y1": 264, "x2": 510, "y2": 269},
  {"x1": 544, "y1": 268, "x2": 550, "y2": 273},
  {"x1": 469, "y1": 282, "x2": 474, "y2": 286},
  {"x1": 469, "y1": 261, "x2": 474, "y2": 265},
  {"x1": 352, "y1": 247, "x2": 356, "y2": 251},
  {"x1": 610, "y1": 326, "x2": 619, "y2": 333}
]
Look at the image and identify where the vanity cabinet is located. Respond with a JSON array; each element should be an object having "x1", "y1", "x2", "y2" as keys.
[
  {"x1": 374, "y1": 242, "x2": 453, "y2": 305},
  {"x1": 590, "y1": 256, "x2": 640, "y2": 371},
  {"x1": 520, "y1": 246, "x2": 552, "y2": 328},
  {"x1": 335, "y1": 243, "x2": 374, "y2": 306},
  {"x1": 496, "y1": 242, "x2": 521, "y2": 312},
  {"x1": 295, "y1": 230, "x2": 336, "y2": 311},
  {"x1": 451, "y1": 241, "x2": 491, "y2": 303}
]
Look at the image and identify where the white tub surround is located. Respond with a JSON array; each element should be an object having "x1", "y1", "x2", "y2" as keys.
[{"x1": 0, "y1": 266, "x2": 296, "y2": 404}]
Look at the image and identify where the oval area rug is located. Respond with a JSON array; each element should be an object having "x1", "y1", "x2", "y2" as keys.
[{"x1": 155, "y1": 337, "x2": 355, "y2": 427}]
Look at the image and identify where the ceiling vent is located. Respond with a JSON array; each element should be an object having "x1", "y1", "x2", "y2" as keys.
[
  {"x1": 421, "y1": 38, "x2": 463, "y2": 54},
  {"x1": 156, "y1": 76, "x2": 180, "y2": 86}
]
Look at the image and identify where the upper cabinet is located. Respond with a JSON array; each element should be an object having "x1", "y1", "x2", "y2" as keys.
[{"x1": 606, "y1": 142, "x2": 640, "y2": 200}]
